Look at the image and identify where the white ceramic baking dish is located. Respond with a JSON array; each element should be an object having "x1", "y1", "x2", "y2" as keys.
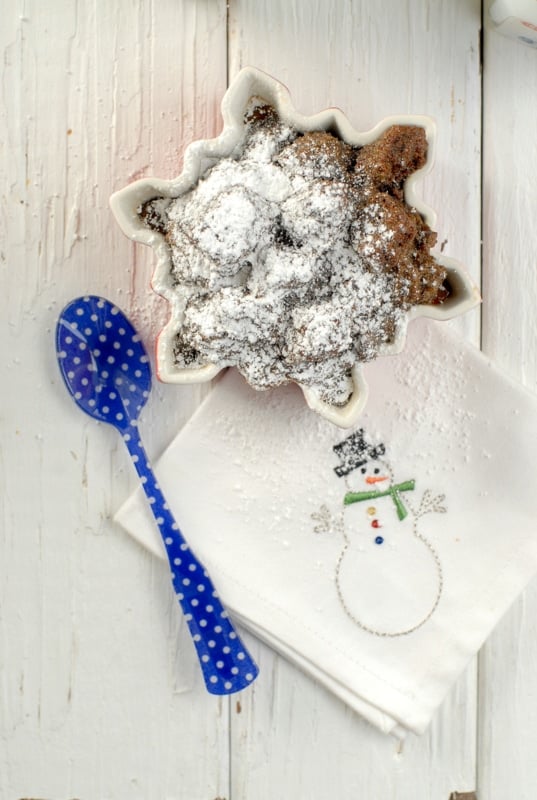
[{"x1": 110, "y1": 66, "x2": 480, "y2": 428}]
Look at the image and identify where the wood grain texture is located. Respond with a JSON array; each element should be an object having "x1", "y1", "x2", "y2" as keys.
[
  {"x1": 6, "y1": 0, "x2": 537, "y2": 798},
  {"x1": 231, "y1": 641, "x2": 478, "y2": 800},
  {"x1": 478, "y1": 8, "x2": 537, "y2": 799},
  {"x1": 1, "y1": 1, "x2": 229, "y2": 797}
]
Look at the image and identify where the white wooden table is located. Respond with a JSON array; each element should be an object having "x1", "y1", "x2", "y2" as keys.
[{"x1": 2, "y1": 1, "x2": 537, "y2": 797}]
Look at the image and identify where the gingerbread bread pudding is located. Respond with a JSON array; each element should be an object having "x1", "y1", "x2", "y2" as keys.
[{"x1": 140, "y1": 104, "x2": 449, "y2": 407}]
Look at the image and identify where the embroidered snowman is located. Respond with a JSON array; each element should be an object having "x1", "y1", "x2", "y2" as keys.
[{"x1": 314, "y1": 429, "x2": 446, "y2": 637}]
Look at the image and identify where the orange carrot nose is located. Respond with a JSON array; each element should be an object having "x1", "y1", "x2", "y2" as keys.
[{"x1": 366, "y1": 475, "x2": 388, "y2": 485}]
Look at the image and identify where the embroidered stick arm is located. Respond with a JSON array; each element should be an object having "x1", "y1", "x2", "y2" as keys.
[
  {"x1": 417, "y1": 491, "x2": 447, "y2": 517},
  {"x1": 311, "y1": 504, "x2": 333, "y2": 534}
]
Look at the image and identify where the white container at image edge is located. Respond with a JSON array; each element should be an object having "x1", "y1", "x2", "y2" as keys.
[{"x1": 490, "y1": 0, "x2": 537, "y2": 46}]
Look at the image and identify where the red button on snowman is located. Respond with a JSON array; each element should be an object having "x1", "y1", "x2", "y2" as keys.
[{"x1": 323, "y1": 430, "x2": 447, "y2": 637}]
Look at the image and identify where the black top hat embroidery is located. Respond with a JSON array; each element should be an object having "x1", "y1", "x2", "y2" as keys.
[{"x1": 333, "y1": 429, "x2": 386, "y2": 477}]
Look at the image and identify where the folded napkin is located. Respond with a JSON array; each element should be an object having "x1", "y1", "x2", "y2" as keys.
[{"x1": 115, "y1": 318, "x2": 537, "y2": 736}]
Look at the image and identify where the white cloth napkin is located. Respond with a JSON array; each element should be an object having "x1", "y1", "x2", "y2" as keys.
[{"x1": 115, "y1": 318, "x2": 537, "y2": 736}]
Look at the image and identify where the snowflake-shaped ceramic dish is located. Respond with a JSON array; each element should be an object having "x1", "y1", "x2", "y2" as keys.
[{"x1": 110, "y1": 66, "x2": 480, "y2": 428}]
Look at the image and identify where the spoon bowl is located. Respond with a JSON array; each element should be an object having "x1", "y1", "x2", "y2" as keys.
[
  {"x1": 56, "y1": 295, "x2": 258, "y2": 695},
  {"x1": 56, "y1": 296, "x2": 151, "y2": 430}
]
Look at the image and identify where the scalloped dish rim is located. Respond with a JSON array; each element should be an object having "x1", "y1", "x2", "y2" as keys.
[{"x1": 110, "y1": 66, "x2": 481, "y2": 428}]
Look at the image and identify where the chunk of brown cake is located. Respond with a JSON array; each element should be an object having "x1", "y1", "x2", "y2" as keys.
[
  {"x1": 139, "y1": 107, "x2": 449, "y2": 407},
  {"x1": 354, "y1": 124, "x2": 428, "y2": 199}
]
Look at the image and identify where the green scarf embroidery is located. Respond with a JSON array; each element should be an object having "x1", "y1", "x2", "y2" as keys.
[{"x1": 344, "y1": 480, "x2": 415, "y2": 521}]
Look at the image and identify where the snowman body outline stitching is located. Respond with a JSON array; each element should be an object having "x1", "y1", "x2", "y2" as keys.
[{"x1": 313, "y1": 430, "x2": 446, "y2": 638}]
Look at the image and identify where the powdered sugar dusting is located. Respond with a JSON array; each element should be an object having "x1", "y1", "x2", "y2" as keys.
[{"x1": 140, "y1": 103, "x2": 447, "y2": 407}]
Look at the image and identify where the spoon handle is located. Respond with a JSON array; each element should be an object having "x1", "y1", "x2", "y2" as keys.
[{"x1": 121, "y1": 425, "x2": 258, "y2": 695}]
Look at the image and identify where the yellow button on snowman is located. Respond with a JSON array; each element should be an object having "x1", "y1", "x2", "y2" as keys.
[{"x1": 327, "y1": 430, "x2": 447, "y2": 638}]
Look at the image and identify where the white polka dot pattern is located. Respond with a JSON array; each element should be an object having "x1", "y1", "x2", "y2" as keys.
[{"x1": 56, "y1": 295, "x2": 259, "y2": 694}]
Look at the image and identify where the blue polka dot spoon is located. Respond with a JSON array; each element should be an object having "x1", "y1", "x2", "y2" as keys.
[{"x1": 56, "y1": 295, "x2": 258, "y2": 695}]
